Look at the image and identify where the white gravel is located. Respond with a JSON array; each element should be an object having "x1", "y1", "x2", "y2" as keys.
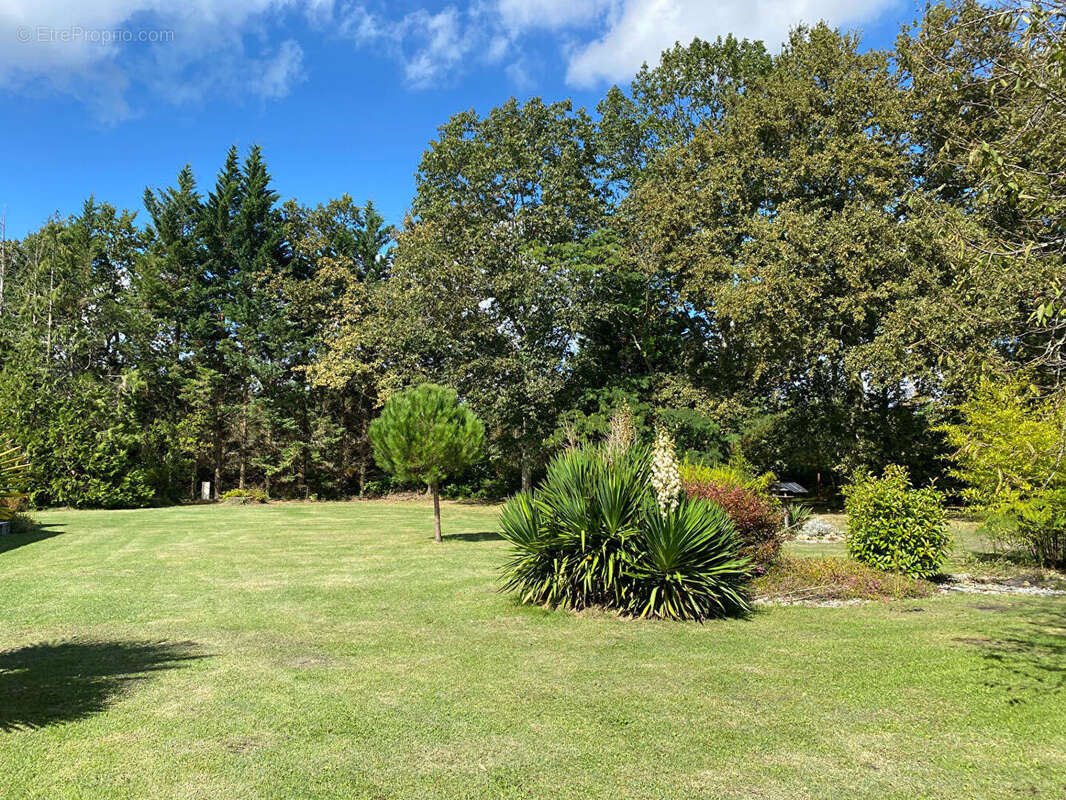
[{"x1": 939, "y1": 575, "x2": 1066, "y2": 596}]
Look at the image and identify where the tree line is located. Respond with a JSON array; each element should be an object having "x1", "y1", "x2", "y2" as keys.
[{"x1": 1, "y1": 0, "x2": 1062, "y2": 507}]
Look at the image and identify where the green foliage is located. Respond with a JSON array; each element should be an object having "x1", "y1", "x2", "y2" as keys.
[
  {"x1": 220, "y1": 488, "x2": 269, "y2": 504},
  {"x1": 498, "y1": 444, "x2": 751, "y2": 620},
  {"x1": 940, "y1": 375, "x2": 1066, "y2": 566},
  {"x1": 990, "y1": 490, "x2": 1066, "y2": 568},
  {"x1": 783, "y1": 502, "x2": 815, "y2": 534},
  {"x1": 940, "y1": 376, "x2": 1064, "y2": 507},
  {"x1": 900, "y1": 1, "x2": 1066, "y2": 392},
  {"x1": 360, "y1": 478, "x2": 394, "y2": 497},
  {"x1": 334, "y1": 97, "x2": 602, "y2": 490},
  {"x1": 0, "y1": 149, "x2": 394, "y2": 508},
  {"x1": 4, "y1": 8, "x2": 1064, "y2": 509},
  {"x1": 627, "y1": 500, "x2": 751, "y2": 619},
  {"x1": 679, "y1": 456, "x2": 776, "y2": 494},
  {"x1": 598, "y1": 35, "x2": 773, "y2": 193},
  {"x1": 370, "y1": 384, "x2": 484, "y2": 489},
  {"x1": 0, "y1": 374, "x2": 155, "y2": 509},
  {"x1": 843, "y1": 466, "x2": 951, "y2": 578},
  {"x1": 626, "y1": 23, "x2": 966, "y2": 485}
]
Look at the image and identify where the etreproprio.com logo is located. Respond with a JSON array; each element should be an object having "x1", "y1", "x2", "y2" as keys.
[{"x1": 16, "y1": 25, "x2": 175, "y2": 44}]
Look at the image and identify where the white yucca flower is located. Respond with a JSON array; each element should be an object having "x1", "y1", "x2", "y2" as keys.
[
  {"x1": 605, "y1": 403, "x2": 636, "y2": 459},
  {"x1": 650, "y1": 428, "x2": 681, "y2": 516}
]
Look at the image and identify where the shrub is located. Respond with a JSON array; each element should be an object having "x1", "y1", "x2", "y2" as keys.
[
  {"x1": 360, "y1": 478, "x2": 394, "y2": 497},
  {"x1": 783, "y1": 502, "x2": 814, "y2": 534},
  {"x1": 753, "y1": 556, "x2": 937, "y2": 602},
  {"x1": 679, "y1": 458, "x2": 776, "y2": 494},
  {"x1": 220, "y1": 488, "x2": 269, "y2": 504},
  {"x1": 7, "y1": 512, "x2": 39, "y2": 535},
  {"x1": 1, "y1": 377, "x2": 155, "y2": 509},
  {"x1": 682, "y1": 479, "x2": 786, "y2": 566},
  {"x1": 843, "y1": 466, "x2": 951, "y2": 578},
  {"x1": 628, "y1": 500, "x2": 751, "y2": 619},
  {"x1": 498, "y1": 444, "x2": 751, "y2": 620},
  {"x1": 988, "y1": 489, "x2": 1066, "y2": 568}
]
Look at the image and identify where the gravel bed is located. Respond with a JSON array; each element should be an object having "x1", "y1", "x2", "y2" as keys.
[{"x1": 939, "y1": 573, "x2": 1066, "y2": 596}]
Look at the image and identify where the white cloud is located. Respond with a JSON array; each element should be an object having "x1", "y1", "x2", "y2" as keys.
[
  {"x1": 334, "y1": 4, "x2": 497, "y2": 89},
  {"x1": 495, "y1": 0, "x2": 615, "y2": 32},
  {"x1": 556, "y1": 0, "x2": 899, "y2": 87},
  {"x1": 0, "y1": 0, "x2": 307, "y2": 119},
  {"x1": 255, "y1": 39, "x2": 306, "y2": 99},
  {"x1": 398, "y1": 8, "x2": 472, "y2": 87}
]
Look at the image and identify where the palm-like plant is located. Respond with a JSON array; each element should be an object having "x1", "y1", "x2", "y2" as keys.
[
  {"x1": 500, "y1": 445, "x2": 649, "y2": 609},
  {"x1": 0, "y1": 443, "x2": 30, "y2": 522},
  {"x1": 628, "y1": 499, "x2": 750, "y2": 620},
  {"x1": 499, "y1": 443, "x2": 751, "y2": 620}
]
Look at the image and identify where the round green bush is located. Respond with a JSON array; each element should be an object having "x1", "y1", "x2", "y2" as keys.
[
  {"x1": 498, "y1": 444, "x2": 751, "y2": 620},
  {"x1": 842, "y1": 466, "x2": 951, "y2": 578}
]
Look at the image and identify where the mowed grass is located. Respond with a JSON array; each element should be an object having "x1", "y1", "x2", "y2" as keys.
[{"x1": 2, "y1": 501, "x2": 1065, "y2": 799}]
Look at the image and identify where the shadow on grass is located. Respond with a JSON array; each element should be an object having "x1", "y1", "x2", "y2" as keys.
[
  {"x1": 967, "y1": 603, "x2": 1066, "y2": 703},
  {"x1": 0, "y1": 522, "x2": 65, "y2": 556},
  {"x1": 0, "y1": 639, "x2": 207, "y2": 731},
  {"x1": 441, "y1": 531, "x2": 503, "y2": 542}
]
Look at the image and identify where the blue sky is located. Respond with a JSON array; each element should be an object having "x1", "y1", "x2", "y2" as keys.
[{"x1": 1, "y1": 0, "x2": 918, "y2": 238}]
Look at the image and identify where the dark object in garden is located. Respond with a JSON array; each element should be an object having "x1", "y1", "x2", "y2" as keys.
[{"x1": 770, "y1": 481, "x2": 807, "y2": 499}]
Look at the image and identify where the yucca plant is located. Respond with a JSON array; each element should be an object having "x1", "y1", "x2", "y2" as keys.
[
  {"x1": 499, "y1": 443, "x2": 751, "y2": 620},
  {"x1": 627, "y1": 499, "x2": 751, "y2": 620},
  {"x1": 499, "y1": 445, "x2": 649, "y2": 610},
  {"x1": 0, "y1": 443, "x2": 30, "y2": 522}
]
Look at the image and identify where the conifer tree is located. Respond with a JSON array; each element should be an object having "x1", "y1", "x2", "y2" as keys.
[{"x1": 369, "y1": 384, "x2": 484, "y2": 541}]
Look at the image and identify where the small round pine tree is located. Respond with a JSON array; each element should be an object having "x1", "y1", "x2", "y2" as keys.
[{"x1": 369, "y1": 384, "x2": 485, "y2": 541}]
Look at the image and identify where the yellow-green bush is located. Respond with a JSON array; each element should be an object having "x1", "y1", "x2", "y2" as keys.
[
  {"x1": 679, "y1": 456, "x2": 776, "y2": 494},
  {"x1": 940, "y1": 376, "x2": 1066, "y2": 566}
]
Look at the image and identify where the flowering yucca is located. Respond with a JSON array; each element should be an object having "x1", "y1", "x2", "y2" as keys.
[
  {"x1": 497, "y1": 442, "x2": 751, "y2": 620},
  {"x1": 650, "y1": 429, "x2": 681, "y2": 516},
  {"x1": 605, "y1": 404, "x2": 636, "y2": 458}
]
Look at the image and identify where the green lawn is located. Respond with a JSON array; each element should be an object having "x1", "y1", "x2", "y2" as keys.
[{"x1": 2, "y1": 501, "x2": 1065, "y2": 799}]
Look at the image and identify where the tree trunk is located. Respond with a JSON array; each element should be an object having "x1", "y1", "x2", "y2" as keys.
[
  {"x1": 238, "y1": 397, "x2": 247, "y2": 490},
  {"x1": 431, "y1": 482, "x2": 442, "y2": 543},
  {"x1": 358, "y1": 415, "x2": 369, "y2": 495},
  {"x1": 521, "y1": 456, "x2": 532, "y2": 493},
  {"x1": 520, "y1": 420, "x2": 532, "y2": 493},
  {"x1": 213, "y1": 434, "x2": 222, "y2": 500}
]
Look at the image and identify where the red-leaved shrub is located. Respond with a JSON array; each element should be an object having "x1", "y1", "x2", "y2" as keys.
[{"x1": 683, "y1": 480, "x2": 786, "y2": 565}]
